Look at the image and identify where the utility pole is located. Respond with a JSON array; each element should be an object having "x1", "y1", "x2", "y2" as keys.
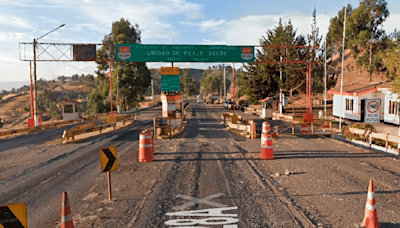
[
  {"x1": 339, "y1": 1, "x2": 347, "y2": 131},
  {"x1": 279, "y1": 56, "x2": 283, "y2": 115},
  {"x1": 324, "y1": 33, "x2": 327, "y2": 123},
  {"x1": 117, "y1": 67, "x2": 119, "y2": 113},
  {"x1": 151, "y1": 77, "x2": 154, "y2": 106},
  {"x1": 33, "y1": 38, "x2": 38, "y2": 126},
  {"x1": 223, "y1": 65, "x2": 226, "y2": 98},
  {"x1": 32, "y1": 24, "x2": 65, "y2": 127},
  {"x1": 232, "y1": 62, "x2": 235, "y2": 115}
]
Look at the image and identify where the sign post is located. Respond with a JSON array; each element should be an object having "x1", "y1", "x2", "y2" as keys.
[
  {"x1": 364, "y1": 99, "x2": 381, "y2": 151},
  {"x1": 100, "y1": 146, "x2": 118, "y2": 201}
]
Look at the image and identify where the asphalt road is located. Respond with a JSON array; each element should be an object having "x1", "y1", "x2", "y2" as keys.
[
  {"x1": 1, "y1": 101, "x2": 400, "y2": 228},
  {"x1": 0, "y1": 107, "x2": 161, "y2": 228}
]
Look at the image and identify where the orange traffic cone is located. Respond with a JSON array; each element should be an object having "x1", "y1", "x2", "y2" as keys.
[
  {"x1": 361, "y1": 180, "x2": 379, "y2": 228},
  {"x1": 61, "y1": 192, "x2": 75, "y2": 228}
]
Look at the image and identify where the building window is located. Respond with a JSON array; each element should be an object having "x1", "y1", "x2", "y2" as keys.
[
  {"x1": 389, "y1": 101, "x2": 399, "y2": 115},
  {"x1": 345, "y1": 99, "x2": 353, "y2": 111},
  {"x1": 64, "y1": 104, "x2": 74, "y2": 113}
]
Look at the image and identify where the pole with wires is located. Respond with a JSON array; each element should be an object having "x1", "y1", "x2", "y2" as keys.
[{"x1": 339, "y1": 1, "x2": 347, "y2": 131}]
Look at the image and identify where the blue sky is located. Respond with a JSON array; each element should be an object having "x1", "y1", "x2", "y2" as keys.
[{"x1": 0, "y1": 0, "x2": 399, "y2": 90}]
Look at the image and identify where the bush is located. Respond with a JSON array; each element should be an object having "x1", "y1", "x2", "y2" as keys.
[{"x1": 342, "y1": 123, "x2": 374, "y2": 142}]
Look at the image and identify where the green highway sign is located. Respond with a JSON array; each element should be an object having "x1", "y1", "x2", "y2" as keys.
[
  {"x1": 161, "y1": 75, "x2": 180, "y2": 92},
  {"x1": 116, "y1": 44, "x2": 255, "y2": 62}
]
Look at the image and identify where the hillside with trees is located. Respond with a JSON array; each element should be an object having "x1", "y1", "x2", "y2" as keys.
[{"x1": 239, "y1": 0, "x2": 398, "y2": 105}]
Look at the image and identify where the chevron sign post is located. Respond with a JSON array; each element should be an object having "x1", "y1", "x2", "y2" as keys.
[{"x1": 100, "y1": 146, "x2": 118, "y2": 201}]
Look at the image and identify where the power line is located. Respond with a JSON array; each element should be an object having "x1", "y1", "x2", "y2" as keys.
[
  {"x1": 0, "y1": 48, "x2": 18, "y2": 51},
  {"x1": 45, "y1": 62, "x2": 55, "y2": 79}
]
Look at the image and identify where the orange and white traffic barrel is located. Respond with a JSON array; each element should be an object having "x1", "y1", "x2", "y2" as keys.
[
  {"x1": 261, "y1": 132, "x2": 273, "y2": 160},
  {"x1": 262, "y1": 121, "x2": 270, "y2": 134},
  {"x1": 139, "y1": 129, "x2": 154, "y2": 162}
]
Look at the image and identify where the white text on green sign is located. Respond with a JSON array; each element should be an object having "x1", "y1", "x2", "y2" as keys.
[{"x1": 116, "y1": 44, "x2": 254, "y2": 62}]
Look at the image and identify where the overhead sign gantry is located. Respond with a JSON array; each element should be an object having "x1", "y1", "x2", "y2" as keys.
[{"x1": 116, "y1": 44, "x2": 255, "y2": 62}]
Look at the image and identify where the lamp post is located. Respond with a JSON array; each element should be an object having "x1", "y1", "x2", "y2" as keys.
[{"x1": 33, "y1": 24, "x2": 65, "y2": 127}]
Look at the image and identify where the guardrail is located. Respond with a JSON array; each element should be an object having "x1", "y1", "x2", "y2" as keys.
[
  {"x1": 63, "y1": 122, "x2": 117, "y2": 140},
  {"x1": 0, "y1": 119, "x2": 79, "y2": 138},
  {"x1": 62, "y1": 114, "x2": 133, "y2": 141},
  {"x1": 348, "y1": 127, "x2": 400, "y2": 153}
]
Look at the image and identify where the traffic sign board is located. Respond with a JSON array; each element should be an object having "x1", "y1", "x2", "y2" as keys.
[
  {"x1": 161, "y1": 67, "x2": 180, "y2": 75},
  {"x1": 100, "y1": 147, "x2": 117, "y2": 173},
  {"x1": 365, "y1": 99, "x2": 380, "y2": 123},
  {"x1": 0, "y1": 203, "x2": 27, "y2": 228},
  {"x1": 301, "y1": 124, "x2": 309, "y2": 134},
  {"x1": 116, "y1": 44, "x2": 255, "y2": 62},
  {"x1": 161, "y1": 75, "x2": 180, "y2": 92}
]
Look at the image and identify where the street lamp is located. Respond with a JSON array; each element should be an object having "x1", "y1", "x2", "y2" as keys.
[{"x1": 33, "y1": 24, "x2": 65, "y2": 127}]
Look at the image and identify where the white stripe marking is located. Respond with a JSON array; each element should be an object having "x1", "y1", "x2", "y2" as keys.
[
  {"x1": 261, "y1": 145, "x2": 273, "y2": 149},
  {"x1": 368, "y1": 192, "x2": 375, "y2": 200},
  {"x1": 61, "y1": 214, "x2": 73, "y2": 222},
  {"x1": 140, "y1": 136, "x2": 153, "y2": 139},
  {"x1": 366, "y1": 202, "x2": 377, "y2": 211}
]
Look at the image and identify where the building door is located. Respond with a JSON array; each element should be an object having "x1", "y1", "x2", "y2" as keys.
[{"x1": 361, "y1": 99, "x2": 365, "y2": 122}]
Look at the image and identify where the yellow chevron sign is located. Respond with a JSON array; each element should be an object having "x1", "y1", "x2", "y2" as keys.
[{"x1": 0, "y1": 203, "x2": 27, "y2": 228}]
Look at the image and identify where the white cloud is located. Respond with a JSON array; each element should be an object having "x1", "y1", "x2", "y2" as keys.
[
  {"x1": 197, "y1": 13, "x2": 331, "y2": 45},
  {"x1": 0, "y1": 14, "x2": 32, "y2": 29},
  {"x1": 200, "y1": 39, "x2": 227, "y2": 45},
  {"x1": 383, "y1": 13, "x2": 400, "y2": 33},
  {"x1": 0, "y1": 32, "x2": 32, "y2": 42},
  {"x1": 199, "y1": 19, "x2": 226, "y2": 32}
]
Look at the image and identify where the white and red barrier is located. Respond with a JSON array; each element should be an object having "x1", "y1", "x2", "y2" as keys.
[{"x1": 139, "y1": 129, "x2": 154, "y2": 162}]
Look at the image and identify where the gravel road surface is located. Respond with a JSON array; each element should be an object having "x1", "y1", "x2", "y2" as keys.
[{"x1": 1, "y1": 102, "x2": 399, "y2": 228}]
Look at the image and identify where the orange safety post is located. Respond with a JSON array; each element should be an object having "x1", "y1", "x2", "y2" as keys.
[
  {"x1": 261, "y1": 121, "x2": 273, "y2": 159},
  {"x1": 361, "y1": 180, "x2": 379, "y2": 228},
  {"x1": 139, "y1": 129, "x2": 154, "y2": 162},
  {"x1": 61, "y1": 192, "x2": 75, "y2": 228}
]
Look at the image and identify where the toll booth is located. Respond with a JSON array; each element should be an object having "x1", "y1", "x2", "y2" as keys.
[
  {"x1": 260, "y1": 97, "x2": 274, "y2": 119},
  {"x1": 161, "y1": 92, "x2": 183, "y2": 126},
  {"x1": 58, "y1": 100, "x2": 82, "y2": 121}
]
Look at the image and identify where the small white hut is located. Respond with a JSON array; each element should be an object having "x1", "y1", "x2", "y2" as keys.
[{"x1": 58, "y1": 100, "x2": 82, "y2": 121}]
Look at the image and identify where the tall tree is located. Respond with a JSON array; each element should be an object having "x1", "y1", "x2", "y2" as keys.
[
  {"x1": 326, "y1": 4, "x2": 352, "y2": 57},
  {"x1": 243, "y1": 19, "x2": 308, "y2": 104},
  {"x1": 180, "y1": 69, "x2": 198, "y2": 96},
  {"x1": 95, "y1": 18, "x2": 151, "y2": 112},
  {"x1": 347, "y1": 0, "x2": 389, "y2": 80}
]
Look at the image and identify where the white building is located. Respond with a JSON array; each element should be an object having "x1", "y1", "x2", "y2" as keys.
[
  {"x1": 328, "y1": 82, "x2": 387, "y2": 122},
  {"x1": 379, "y1": 85, "x2": 400, "y2": 125}
]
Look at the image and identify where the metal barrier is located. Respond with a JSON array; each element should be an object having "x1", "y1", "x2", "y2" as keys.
[
  {"x1": 348, "y1": 127, "x2": 400, "y2": 153},
  {"x1": 62, "y1": 114, "x2": 133, "y2": 141},
  {"x1": 0, "y1": 119, "x2": 79, "y2": 138},
  {"x1": 221, "y1": 112, "x2": 256, "y2": 138},
  {"x1": 274, "y1": 121, "x2": 333, "y2": 137},
  {"x1": 63, "y1": 122, "x2": 117, "y2": 140},
  {"x1": 153, "y1": 116, "x2": 186, "y2": 140}
]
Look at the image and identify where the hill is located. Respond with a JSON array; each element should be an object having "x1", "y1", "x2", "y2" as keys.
[{"x1": 0, "y1": 77, "x2": 95, "y2": 129}]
